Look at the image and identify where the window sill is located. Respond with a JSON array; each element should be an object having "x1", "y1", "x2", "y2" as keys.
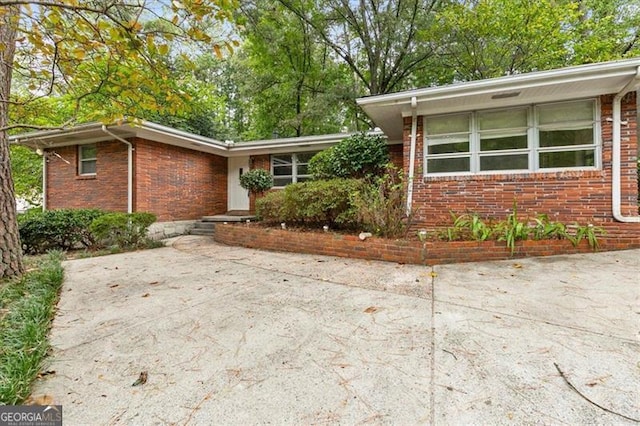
[
  {"x1": 76, "y1": 174, "x2": 97, "y2": 180},
  {"x1": 423, "y1": 168, "x2": 604, "y2": 182}
]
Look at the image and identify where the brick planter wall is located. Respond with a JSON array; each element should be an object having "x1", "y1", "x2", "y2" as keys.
[{"x1": 214, "y1": 223, "x2": 640, "y2": 266}]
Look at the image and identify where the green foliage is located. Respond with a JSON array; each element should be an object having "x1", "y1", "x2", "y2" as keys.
[
  {"x1": 18, "y1": 209, "x2": 106, "y2": 254},
  {"x1": 0, "y1": 252, "x2": 64, "y2": 404},
  {"x1": 256, "y1": 179, "x2": 366, "y2": 228},
  {"x1": 239, "y1": 168, "x2": 274, "y2": 194},
  {"x1": 531, "y1": 214, "x2": 569, "y2": 240},
  {"x1": 9, "y1": 146, "x2": 42, "y2": 206},
  {"x1": 445, "y1": 213, "x2": 494, "y2": 242},
  {"x1": 309, "y1": 133, "x2": 389, "y2": 179},
  {"x1": 570, "y1": 224, "x2": 606, "y2": 250},
  {"x1": 351, "y1": 166, "x2": 411, "y2": 238},
  {"x1": 442, "y1": 202, "x2": 605, "y2": 254},
  {"x1": 89, "y1": 212, "x2": 157, "y2": 250},
  {"x1": 496, "y1": 202, "x2": 531, "y2": 254}
]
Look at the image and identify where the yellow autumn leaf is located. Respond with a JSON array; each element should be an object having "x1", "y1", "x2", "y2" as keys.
[{"x1": 213, "y1": 44, "x2": 222, "y2": 59}]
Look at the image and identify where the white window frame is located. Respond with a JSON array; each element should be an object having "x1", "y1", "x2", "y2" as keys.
[
  {"x1": 270, "y1": 152, "x2": 317, "y2": 187},
  {"x1": 424, "y1": 98, "x2": 600, "y2": 176},
  {"x1": 78, "y1": 144, "x2": 97, "y2": 176}
]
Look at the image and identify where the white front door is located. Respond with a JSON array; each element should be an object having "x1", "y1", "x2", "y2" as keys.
[{"x1": 228, "y1": 156, "x2": 250, "y2": 211}]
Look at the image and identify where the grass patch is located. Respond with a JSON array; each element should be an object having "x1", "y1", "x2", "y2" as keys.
[{"x1": 0, "y1": 251, "x2": 64, "y2": 404}]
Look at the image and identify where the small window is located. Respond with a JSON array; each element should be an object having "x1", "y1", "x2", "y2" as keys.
[
  {"x1": 78, "y1": 144, "x2": 97, "y2": 175},
  {"x1": 271, "y1": 152, "x2": 318, "y2": 186}
]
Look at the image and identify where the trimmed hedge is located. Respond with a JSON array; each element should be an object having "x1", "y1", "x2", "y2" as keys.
[
  {"x1": 18, "y1": 209, "x2": 105, "y2": 254},
  {"x1": 308, "y1": 132, "x2": 388, "y2": 179},
  {"x1": 256, "y1": 179, "x2": 367, "y2": 228},
  {"x1": 18, "y1": 209, "x2": 157, "y2": 254},
  {"x1": 89, "y1": 212, "x2": 157, "y2": 249}
]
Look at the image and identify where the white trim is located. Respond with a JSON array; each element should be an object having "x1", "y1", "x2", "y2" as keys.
[{"x1": 357, "y1": 59, "x2": 640, "y2": 107}]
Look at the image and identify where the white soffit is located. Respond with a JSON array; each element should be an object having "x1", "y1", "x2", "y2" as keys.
[{"x1": 357, "y1": 58, "x2": 640, "y2": 140}]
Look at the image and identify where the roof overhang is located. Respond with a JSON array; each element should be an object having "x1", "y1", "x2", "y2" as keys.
[
  {"x1": 9, "y1": 120, "x2": 231, "y2": 155},
  {"x1": 357, "y1": 58, "x2": 640, "y2": 140},
  {"x1": 9, "y1": 121, "x2": 387, "y2": 157}
]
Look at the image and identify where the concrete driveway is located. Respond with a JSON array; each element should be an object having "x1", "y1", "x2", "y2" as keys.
[{"x1": 32, "y1": 236, "x2": 639, "y2": 425}]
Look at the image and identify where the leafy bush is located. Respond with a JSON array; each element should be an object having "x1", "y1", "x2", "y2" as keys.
[
  {"x1": 442, "y1": 202, "x2": 605, "y2": 253},
  {"x1": 239, "y1": 168, "x2": 274, "y2": 194},
  {"x1": 256, "y1": 179, "x2": 367, "y2": 228},
  {"x1": 89, "y1": 212, "x2": 157, "y2": 249},
  {"x1": 309, "y1": 132, "x2": 388, "y2": 179},
  {"x1": 18, "y1": 208, "x2": 106, "y2": 254},
  {"x1": 351, "y1": 166, "x2": 412, "y2": 238}
]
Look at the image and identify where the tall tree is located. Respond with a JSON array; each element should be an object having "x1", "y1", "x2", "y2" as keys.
[
  {"x1": 426, "y1": 0, "x2": 640, "y2": 83},
  {"x1": 239, "y1": 1, "x2": 351, "y2": 139},
  {"x1": 0, "y1": 0, "x2": 237, "y2": 279},
  {"x1": 276, "y1": 0, "x2": 442, "y2": 96},
  {"x1": 1, "y1": 5, "x2": 22, "y2": 278}
]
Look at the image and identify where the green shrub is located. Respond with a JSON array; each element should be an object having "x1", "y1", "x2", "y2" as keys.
[
  {"x1": 256, "y1": 179, "x2": 366, "y2": 228},
  {"x1": 89, "y1": 212, "x2": 157, "y2": 249},
  {"x1": 351, "y1": 166, "x2": 412, "y2": 238},
  {"x1": 239, "y1": 168, "x2": 274, "y2": 194},
  {"x1": 309, "y1": 132, "x2": 388, "y2": 179},
  {"x1": 18, "y1": 208, "x2": 106, "y2": 254}
]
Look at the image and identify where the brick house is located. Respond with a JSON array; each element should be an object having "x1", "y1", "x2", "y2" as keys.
[{"x1": 12, "y1": 59, "x2": 640, "y2": 237}]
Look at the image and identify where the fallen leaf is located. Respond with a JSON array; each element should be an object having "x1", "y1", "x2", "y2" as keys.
[
  {"x1": 36, "y1": 370, "x2": 56, "y2": 379},
  {"x1": 141, "y1": 293, "x2": 150, "y2": 298},
  {"x1": 149, "y1": 281, "x2": 159, "y2": 285},
  {"x1": 586, "y1": 382, "x2": 598, "y2": 387},
  {"x1": 364, "y1": 306, "x2": 378, "y2": 314},
  {"x1": 429, "y1": 271, "x2": 438, "y2": 278},
  {"x1": 132, "y1": 371, "x2": 148, "y2": 387},
  {"x1": 109, "y1": 284, "x2": 119, "y2": 288},
  {"x1": 25, "y1": 394, "x2": 54, "y2": 405},
  {"x1": 513, "y1": 263, "x2": 523, "y2": 269}
]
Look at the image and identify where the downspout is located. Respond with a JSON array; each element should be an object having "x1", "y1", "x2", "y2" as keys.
[
  {"x1": 612, "y1": 66, "x2": 640, "y2": 223},
  {"x1": 41, "y1": 154, "x2": 46, "y2": 211},
  {"x1": 101, "y1": 125, "x2": 133, "y2": 214},
  {"x1": 406, "y1": 96, "x2": 418, "y2": 215}
]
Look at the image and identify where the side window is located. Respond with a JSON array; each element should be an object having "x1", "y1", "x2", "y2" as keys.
[
  {"x1": 78, "y1": 144, "x2": 97, "y2": 175},
  {"x1": 536, "y1": 100, "x2": 596, "y2": 169},
  {"x1": 425, "y1": 113, "x2": 471, "y2": 174},
  {"x1": 272, "y1": 154, "x2": 293, "y2": 186},
  {"x1": 271, "y1": 152, "x2": 319, "y2": 186}
]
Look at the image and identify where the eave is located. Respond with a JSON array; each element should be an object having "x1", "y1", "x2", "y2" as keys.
[{"x1": 357, "y1": 58, "x2": 640, "y2": 140}]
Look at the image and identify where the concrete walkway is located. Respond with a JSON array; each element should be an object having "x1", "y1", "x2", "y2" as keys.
[{"x1": 32, "y1": 236, "x2": 639, "y2": 425}]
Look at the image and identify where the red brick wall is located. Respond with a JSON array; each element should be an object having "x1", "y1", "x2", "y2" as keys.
[
  {"x1": 45, "y1": 141, "x2": 128, "y2": 212},
  {"x1": 214, "y1": 224, "x2": 640, "y2": 266},
  {"x1": 405, "y1": 93, "x2": 640, "y2": 230},
  {"x1": 46, "y1": 139, "x2": 228, "y2": 221},
  {"x1": 388, "y1": 143, "x2": 403, "y2": 169},
  {"x1": 134, "y1": 139, "x2": 227, "y2": 221}
]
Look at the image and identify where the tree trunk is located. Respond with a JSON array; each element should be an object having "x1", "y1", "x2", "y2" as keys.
[{"x1": 0, "y1": 5, "x2": 24, "y2": 279}]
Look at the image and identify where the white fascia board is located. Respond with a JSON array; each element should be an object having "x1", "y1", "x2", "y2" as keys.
[{"x1": 357, "y1": 59, "x2": 640, "y2": 108}]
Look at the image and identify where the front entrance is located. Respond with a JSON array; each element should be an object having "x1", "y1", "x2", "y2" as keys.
[{"x1": 227, "y1": 156, "x2": 250, "y2": 211}]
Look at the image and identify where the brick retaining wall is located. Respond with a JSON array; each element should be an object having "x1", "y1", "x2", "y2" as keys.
[{"x1": 214, "y1": 223, "x2": 640, "y2": 266}]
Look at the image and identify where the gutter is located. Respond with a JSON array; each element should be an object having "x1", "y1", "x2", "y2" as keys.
[
  {"x1": 406, "y1": 96, "x2": 418, "y2": 215},
  {"x1": 101, "y1": 125, "x2": 133, "y2": 214},
  {"x1": 612, "y1": 66, "x2": 640, "y2": 223}
]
